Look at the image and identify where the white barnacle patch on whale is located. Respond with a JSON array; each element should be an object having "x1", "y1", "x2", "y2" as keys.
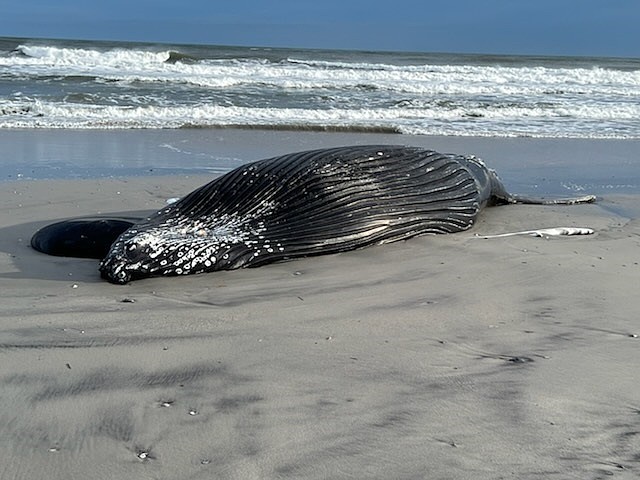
[{"x1": 102, "y1": 204, "x2": 277, "y2": 279}]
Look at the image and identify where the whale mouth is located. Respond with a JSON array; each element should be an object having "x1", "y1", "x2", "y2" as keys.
[
  {"x1": 99, "y1": 254, "x2": 152, "y2": 284},
  {"x1": 99, "y1": 260, "x2": 132, "y2": 284}
]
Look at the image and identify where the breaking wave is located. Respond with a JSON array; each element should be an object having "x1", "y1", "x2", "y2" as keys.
[{"x1": 1, "y1": 38, "x2": 639, "y2": 138}]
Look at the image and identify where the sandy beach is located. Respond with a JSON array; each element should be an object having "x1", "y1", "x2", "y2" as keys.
[{"x1": 1, "y1": 129, "x2": 640, "y2": 479}]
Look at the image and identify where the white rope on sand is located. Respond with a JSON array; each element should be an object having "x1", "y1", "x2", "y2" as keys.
[{"x1": 475, "y1": 227, "x2": 595, "y2": 239}]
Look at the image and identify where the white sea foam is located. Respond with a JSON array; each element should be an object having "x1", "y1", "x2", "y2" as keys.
[
  {"x1": 1, "y1": 42, "x2": 639, "y2": 137},
  {"x1": 4, "y1": 45, "x2": 638, "y2": 98},
  {"x1": 10, "y1": 45, "x2": 171, "y2": 67},
  {"x1": 2, "y1": 98, "x2": 637, "y2": 138}
]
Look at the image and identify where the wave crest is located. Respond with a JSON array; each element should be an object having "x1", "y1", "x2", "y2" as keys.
[
  {"x1": 13, "y1": 44, "x2": 173, "y2": 67},
  {"x1": 1, "y1": 100, "x2": 638, "y2": 138},
  {"x1": 1, "y1": 40, "x2": 639, "y2": 138}
]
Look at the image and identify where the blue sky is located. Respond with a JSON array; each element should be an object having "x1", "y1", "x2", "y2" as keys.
[{"x1": 2, "y1": 0, "x2": 639, "y2": 57}]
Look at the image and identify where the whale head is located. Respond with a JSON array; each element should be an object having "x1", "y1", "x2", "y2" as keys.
[{"x1": 98, "y1": 221, "x2": 251, "y2": 284}]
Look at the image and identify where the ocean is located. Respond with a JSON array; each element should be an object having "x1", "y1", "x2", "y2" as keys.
[{"x1": 1, "y1": 36, "x2": 639, "y2": 139}]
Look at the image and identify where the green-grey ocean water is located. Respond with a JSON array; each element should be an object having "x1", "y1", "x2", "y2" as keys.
[{"x1": 1, "y1": 36, "x2": 639, "y2": 138}]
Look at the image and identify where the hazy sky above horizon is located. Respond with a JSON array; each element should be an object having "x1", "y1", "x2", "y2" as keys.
[{"x1": 2, "y1": 0, "x2": 639, "y2": 57}]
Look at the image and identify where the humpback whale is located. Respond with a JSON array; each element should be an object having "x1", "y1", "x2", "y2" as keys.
[{"x1": 30, "y1": 145, "x2": 595, "y2": 284}]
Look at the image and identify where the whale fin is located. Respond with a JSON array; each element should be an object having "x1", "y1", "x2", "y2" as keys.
[{"x1": 475, "y1": 226, "x2": 595, "y2": 239}]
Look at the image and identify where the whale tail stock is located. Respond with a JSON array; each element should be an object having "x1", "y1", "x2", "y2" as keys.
[
  {"x1": 459, "y1": 156, "x2": 597, "y2": 208},
  {"x1": 483, "y1": 165, "x2": 597, "y2": 206}
]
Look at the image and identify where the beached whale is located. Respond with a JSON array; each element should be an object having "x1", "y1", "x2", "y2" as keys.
[{"x1": 31, "y1": 145, "x2": 595, "y2": 284}]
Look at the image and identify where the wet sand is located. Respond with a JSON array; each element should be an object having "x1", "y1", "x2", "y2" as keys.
[{"x1": 1, "y1": 130, "x2": 640, "y2": 479}]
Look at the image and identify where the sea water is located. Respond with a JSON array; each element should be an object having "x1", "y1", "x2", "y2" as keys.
[{"x1": 1, "y1": 37, "x2": 639, "y2": 138}]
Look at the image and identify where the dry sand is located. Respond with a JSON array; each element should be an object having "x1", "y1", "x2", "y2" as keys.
[{"x1": 1, "y1": 131, "x2": 640, "y2": 479}]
